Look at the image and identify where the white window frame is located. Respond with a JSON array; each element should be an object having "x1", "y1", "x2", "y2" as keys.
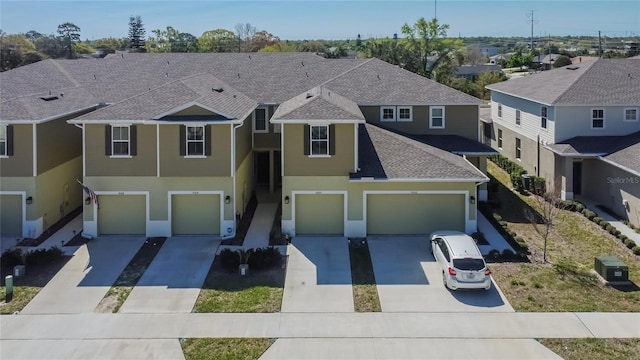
[
  {"x1": 515, "y1": 109, "x2": 521, "y2": 126},
  {"x1": 253, "y1": 107, "x2": 269, "y2": 133},
  {"x1": 515, "y1": 137, "x2": 522, "y2": 160},
  {"x1": 380, "y1": 106, "x2": 396, "y2": 122},
  {"x1": 498, "y1": 128, "x2": 503, "y2": 149},
  {"x1": 591, "y1": 108, "x2": 605, "y2": 129},
  {"x1": 0, "y1": 125, "x2": 7, "y2": 157},
  {"x1": 429, "y1": 106, "x2": 445, "y2": 129},
  {"x1": 309, "y1": 125, "x2": 329, "y2": 157},
  {"x1": 497, "y1": 103, "x2": 502, "y2": 118},
  {"x1": 624, "y1": 108, "x2": 638, "y2": 122},
  {"x1": 397, "y1": 106, "x2": 413, "y2": 122},
  {"x1": 541, "y1": 106, "x2": 548, "y2": 129},
  {"x1": 186, "y1": 125, "x2": 206, "y2": 157},
  {"x1": 111, "y1": 125, "x2": 131, "y2": 157}
]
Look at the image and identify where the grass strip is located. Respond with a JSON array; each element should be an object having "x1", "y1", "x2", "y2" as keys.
[
  {"x1": 181, "y1": 338, "x2": 274, "y2": 360},
  {"x1": 540, "y1": 338, "x2": 640, "y2": 360},
  {"x1": 349, "y1": 240, "x2": 382, "y2": 312}
]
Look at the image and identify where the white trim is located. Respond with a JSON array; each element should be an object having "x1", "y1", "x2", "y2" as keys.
[
  {"x1": 270, "y1": 119, "x2": 364, "y2": 124},
  {"x1": 185, "y1": 125, "x2": 206, "y2": 157},
  {"x1": 354, "y1": 123, "x2": 359, "y2": 172},
  {"x1": 156, "y1": 124, "x2": 160, "y2": 177},
  {"x1": 363, "y1": 190, "x2": 474, "y2": 234},
  {"x1": 397, "y1": 106, "x2": 413, "y2": 122},
  {"x1": 0, "y1": 191, "x2": 27, "y2": 238},
  {"x1": 152, "y1": 101, "x2": 237, "y2": 120},
  {"x1": 380, "y1": 106, "x2": 396, "y2": 122},
  {"x1": 350, "y1": 177, "x2": 488, "y2": 183},
  {"x1": 68, "y1": 118, "x2": 243, "y2": 125},
  {"x1": 429, "y1": 106, "x2": 445, "y2": 129},
  {"x1": 252, "y1": 107, "x2": 269, "y2": 134},
  {"x1": 110, "y1": 125, "x2": 131, "y2": 156},
  {"x1": 168, "y1": 191, "x2": 225, "y2": 237},
  {"x1": 623, "y1": 108, "x2": 638, "y2": 122},
  {"x1": 599, "y1": 156, "x2": 640, "y2": 177},
  {"x1": 32, "y1": 123, "x2": 37, "y2": 176},
  {"x1": 81, "y1": 124, "x2": 86, "y2": 177},
  {"x1": 288, "y1": 190, "x2": 348, "y2": 237},
  {"x1": 281, "y1": 124, "x2": 285, "y2": 177},
  {"x1": 590, "y1": 108, "x2": 605, "y2": 129},
  {"x1": 0, "y1": 124, "x2": 7, "y2": 157},
  {"x1": 540, "y1": 106, "x2": 548, "y2": 129},
  {"x1": 309, "y1": 124, "x2": 330, "y2": 156}
]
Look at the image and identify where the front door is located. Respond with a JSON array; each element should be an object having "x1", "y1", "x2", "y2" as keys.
[
  {"x1": 255, "y1": 151, "x2": 270, "y2": 185},
  {"x1": 573, "y1": 162, "x2": 582, "y2": 196}
]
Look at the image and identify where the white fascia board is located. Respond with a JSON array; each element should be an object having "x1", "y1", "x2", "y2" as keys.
[
  {"x1": 487, "y1": 89, "x2": 554, "y2": 107},
  {"x1": 270, "y1": 119, "x2": 366, "y2": 124},
  {"x1": 350, "y1": 177, "x2": 488, "y2": 183},
  {"x1": 68, "y1": 119, "x2": 244, "y2": 125},
  {"x1": 152, "y1": 101, "x2": 240, "y2": 120},
  {"x1": 598, "y1": 156, "x2": 640, "y2": 177}
]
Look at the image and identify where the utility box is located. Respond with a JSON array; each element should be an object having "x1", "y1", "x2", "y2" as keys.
[
  {"x1": 594, "y1": 256, "x2": 628, "y2": 282},
  {"x1": 13, "y1": 265, "x2": 25, "y2": 277}
]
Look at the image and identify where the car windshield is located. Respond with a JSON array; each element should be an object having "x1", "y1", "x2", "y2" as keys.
[{"x1": 453, "y1": 258, "x2": 486, "y2": 271}]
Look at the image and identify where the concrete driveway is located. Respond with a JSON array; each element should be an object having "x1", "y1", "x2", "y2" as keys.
[
  {"x1": 21, "y1": 236, "x2": 146, "y2": 314},
  {"x1": 281, "y1": 237, "x2": 354, "y2": 312},
  {"x1": 118, "y1": 236, "x2": 218, "y2": 314},
  {"x1": 368, "y1": 236, "x2": 514, "y2": 312}
]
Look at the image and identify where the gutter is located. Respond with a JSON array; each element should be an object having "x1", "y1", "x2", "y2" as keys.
[{"x1": 221, "y1": 121, "x2": 245, "y2": 240}]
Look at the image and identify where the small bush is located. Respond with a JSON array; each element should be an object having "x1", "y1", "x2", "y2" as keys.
[
  {"x1": 502, "y1": 248, "x2": 514, "y2": 258},
  {"x1": 620, "y1": 235, "x2": 629, "y2": 243},
  {"x1": 1, "y1": 248, "x2": 24, "y2": 268},
  {"x1": 217, "y1": 248, "x2": 240, "y2": 272},
  {"x1": 610, "y1": 229, "x2": 621, "y2": 237},
  {"x1": 511, "y1": 279, "x2": 526, "y2": 286},
  {"x1": 533, "y1": 282, "x2": 543, "y2": 289},
  {"x1": 248, "y1": 247, "x2": 282, "y2": 270},
  {"x1": 593, "y1": 217, "x2": 603, "y2": 224},
  {"x1": 582, "y1": 209, "x2": 597, "y2": 220},
  {"x1": 499, "y1": 220, "x2": 508, "y2": 227},
  {"x1": 488, "y1": 249, "x2": 501, "y2": 262},
  {"x1": 25, "y1": 246, "x2": 63, "y2": 266},
  {"x1": 493, "y1": 214, "x2": 503, "y2": 222},
  {"x1": 633, "y1": 246, "x2": 640, "y2": 255},
  {"x1": 625, "y1": 239, "x2": 636, "y2": 249},
  {"x1": 604, "y1": 224, "x2": 613, "y2": 232}
]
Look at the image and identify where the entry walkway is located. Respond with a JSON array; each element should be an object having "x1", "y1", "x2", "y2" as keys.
[
  {"x1": 0, "y1": 214, "x2": 83, "y2": 255},
  {"x1": 580, "y1": 198, "x2": 640, "y2": 244},
  {"x1": 477, "y1": 212, "x2": 516, "y2": 255}
]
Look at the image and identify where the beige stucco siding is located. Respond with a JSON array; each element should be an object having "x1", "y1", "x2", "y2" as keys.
[
  {"x1": 85, "y1": 124, "x2": 156, "y2": 176},
  {"x1": 37, "y1": 116, "x2": 82, "y2": 175},
  {"x1": 0, "y1": 194, "x2": 22, "y2": 236},
  {"x1": 98, "y1": 195, "x2": 146, "y2": 235},
  {"x1": 360, "y1": 105, "x2": 478, "y2": 139},
  {"x1": 234, "y1": 152, "x2": 254, "y2": 217},
  {"x1": 295, "y1": 194, "x2": 344, "y2": 234},
  {"x1": 159, "y1": 124, "x2": 231, "y2": 177},
  {"x1": 35, "y1": 157, "x2": 83, "y2": 229},
  {"x1": 254, "y1": 132, "x2": 280, "y2": 149},
  {"x1": 171, "y1": 105, "x2": 220, "y2": 116},
  {"x1": 0, "y1": 124, "x2": 33, "y2": 177},
  {"x1": 235, "y1": 116, "x2": 252, "y2": 170},
  {"x1": 283, "y1": 123, "x2": 354, "y2": 176},
  {"x1": 171, "y1": 194, "x2": 220, "y2": 235},
  {"x1": 367, "y1": 194, "x2": 465, "y2": 234}
]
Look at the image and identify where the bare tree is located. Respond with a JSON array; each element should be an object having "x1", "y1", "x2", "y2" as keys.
[
  {"x1": 526, "y1": 184, "x2": 563, "y2": 263},
  {"x1": 234, "y1": 23, "x2": 256, "y2": 52}
]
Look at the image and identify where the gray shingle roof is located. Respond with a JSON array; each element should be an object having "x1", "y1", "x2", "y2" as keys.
[
  {"x1": 271, "y1": 86, "x2": 364, "y2": 121},
  {"x1": 354, "y1": 124, "x2": 487, "y2": 180},
  {"x1": 487, "y1": 58, "x2": 640, "y2": 105},
  {"x1": 455, "y1": 64, "x2": 502, "y2": 76}
]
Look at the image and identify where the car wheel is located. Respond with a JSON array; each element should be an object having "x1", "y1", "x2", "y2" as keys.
[{"x1": 442, "y1": 271, "x2": 449, "y2": 289}]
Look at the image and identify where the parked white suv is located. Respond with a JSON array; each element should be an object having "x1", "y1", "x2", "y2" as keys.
[{"x1": 430, "y1": 231, "x2": 491, "y2": 290}]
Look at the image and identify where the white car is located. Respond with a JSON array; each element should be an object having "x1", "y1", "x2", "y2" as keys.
[{"x1": 430, "y1": 231, "x2": 491, "y2": 290}]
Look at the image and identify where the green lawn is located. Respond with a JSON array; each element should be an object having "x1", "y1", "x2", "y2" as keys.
[
  {"x1": 0, "y1": 286, "x2": 41, "y2": 314},
  {"x1": 349, "y1": 242, "x2": 382, "y2": 312},
  {"x1": 540, "y1": 338, "x2": 640, "y2": 360},
  {"x1": 181, "y1": 338, "x2": 274, "y2": 360},
  {"x1": 487, "y1": 161, "x2": 640, "y2": 312}
]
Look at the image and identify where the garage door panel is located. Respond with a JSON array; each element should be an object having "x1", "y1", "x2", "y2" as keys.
[
  {"x1": 172, "y1": 194, "x2": 220, "y2": 235},
  {"x1": 367, "y1": 194, "x2": 465, "y2": 235},
  {"x1": 1, "y1": 195, "x2": 22, "y2": 236},
  {"x1": 98, "y1": 195, "x2": 146, "y2": 235},
  {"x1": 296, "y1": 194, "x2": 343, "y2": 235}
]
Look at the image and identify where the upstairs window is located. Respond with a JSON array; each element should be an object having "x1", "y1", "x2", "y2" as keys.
[
  {"x1": 397, "y1": 106, "x2": 413, "y2": 122},
  {"x1": 0, "y1": 125, "x2": 9, "y2": 156},
  {"x1": 105, "y1": 125, "x2": 136, "y2": 157},
  {"x1": 381, "y1": 106, "x2": 396, "y2": 122},
  {"x1": 591, "y1": 109, "x2": 604, "y2": 129},
  {"x1": 310, "y1": 125, "x2": 329, "y2": 156},
  {"x1": 430, "y1": 106, "x2": 445, "y2": 128},
  {"x1": 179, "y1": 125, "x2": 211, "y2": 157},
  {"x1": 498, "y1": 128, "x2": 503, "y2": 149},
  {"x1": 253, "y1": 107, "x2": 268, "y2": 133},
  {"x1": 381, "y1": 106, "x2": 413, "y2": 122},
  {"x1": 515, "y1": 137, "x2": 522, "y2": 160},
  {"x1": 515, "y1": 110, "x2": 521, "y2": 126},
  {"x1": 624, "y1": 108, "x2": 638, "y2": 122},
  {"x1": 497, "y1": 103, "x2": 502, "y2": 118},
  {"x1": 541, "y1": 106, "x2": 548, "y2": 129}
]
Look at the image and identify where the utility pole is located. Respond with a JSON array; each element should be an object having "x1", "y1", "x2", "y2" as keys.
[
  {"x1": 527, "y1": 10, "x2": 538, "y2": 52},
  {"x1": 435, "y1": 0, "x2": 437, "y2": 20},
  {"x1": 598, "y1": 30, "x2": 603, "y2": 57}
]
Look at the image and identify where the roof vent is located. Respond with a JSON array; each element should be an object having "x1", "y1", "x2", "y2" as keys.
[
  {"x1": 306, "y1": 93, "x2": 313, "y2": 99},
  {"x1": 566, "y1": 66, "x2": 579, "y2": 70},
  {"x1": 213, "y1": 87, "x2": 224, "y2": 93},
  {"x1": 40, "y1": 96, "x2": 59, "y2": 101},
  {"x1": 301, "y1": 61, "x2": 304, "y2": 66}
]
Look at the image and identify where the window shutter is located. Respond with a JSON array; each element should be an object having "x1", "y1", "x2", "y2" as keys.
[
  {"x1": 179, "y1": 125, "x2": 186, "y2": 156},
  {"x1": 130, "y1": 125, "x2": 137, "y2": 156},
  {"x1": 303, "y1": 124, "x2": 310, "y2": 155},
  {"x1": 105, "y1": 125, "x2": 112, "y2": 155},
  {"x1": 329, "y1": 124, "x2": 336, "y2": 155},
  {"x1": 6, "y1": 125, "x2": 14, "y2": 156},
  {"x1": 205, "y1": 125, "x2": 212, "y2": 156}
]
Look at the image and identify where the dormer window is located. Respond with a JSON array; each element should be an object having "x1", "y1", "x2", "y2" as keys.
[{"x1": 253, "y1": 107, "x2": 268, "y2": 133}]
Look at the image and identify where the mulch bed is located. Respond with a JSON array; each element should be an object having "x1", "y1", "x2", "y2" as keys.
[
  {"x1": 0, "y1": 256, "x2": 71, "y2": 287},
  {"x1": 17, "y1": 207, "x2": 82, "y2": 247},
  {"x1": 64, "y1": 232, "x2": 89, "y2": 247},
  {"x1": 112, "y1": 237, "x2": 167, "y2": 287},
  {"x1": 221, "y1": 193, "x2": 258, "y2": 246}
]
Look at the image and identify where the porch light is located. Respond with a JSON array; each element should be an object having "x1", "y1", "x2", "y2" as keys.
[
  {"x1": 85, "y1": 197, "x2": 91, "y2": 205},
  {"x1": 470, "y1": 196, "x2": 476, "y2": 204},
  {"x1": 225, "y1": 195, "x2": 231, "y2": 204},
  {"x1": 26, "y1": 196, "x2": 33, "y2": 205},
  {"x1": 284, "y1": 196, "x2": 290, "y2": 204}
]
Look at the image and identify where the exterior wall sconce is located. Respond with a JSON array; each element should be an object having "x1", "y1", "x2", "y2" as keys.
[
  {"x1": 470, "y1": 196, "x2": 476, "y2": 204},
  {"x1": 85, "y1": 197, "x2": 91, "y2": 205},
  {"x1": 284, "y1": 196, "x2": 290, "y2": 204},
  {"x1": 26, "y1": 196, "x2": 33, "y2": 205},
  {"x1": 225, "y1": 195, "x2": 231, "y2": 204}
]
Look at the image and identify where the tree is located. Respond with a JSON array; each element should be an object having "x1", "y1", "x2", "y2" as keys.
[
  {"x1": 34, "y1": 35, "x2": 65, "y2": 58},
  {"x1": 248, "y1": 30, "x2": 279, "y2": 52},
  {"x1": 526, "y1": 188, "x2": 563, "y2": 263},
  {"x1": 552, "y1": 55, "x2": 572, "y2": 68},
  {"x1": 25, "y1": 30, "x2": 43, "y2": 42},
  {"x1": 505, "y1": 51, "x2": 533, "y2": 69},
  {"x1": 356, "y1": 34, "x2": 362, "y2": 48},
  {"x1": 474, "y1": 71, "x2": 508, "y2": 99},
  {"x1": 0, "y1": 32, "x2": 38, "y2": 71},
  {"x1": 172, "y1": 32, "x2": 198, "y2": 52},
  {"x1": 258, "y1": 41, "x2": 299, "y2": 53},
  {"x1": 128, "y1": 16, "x2": 146, "y2": 52},
  {"x1": 235, "y1": 23, "x2": 256, "y2": 52},
  {"x1": 57, "y1": 22, "x2": 81, "y2": 58},
  {"x1": 400, "y1": 17, "x2": 461, "y2": 78},
  {"x1": 198, "y1": 29, "x2": 238, "y2": 52}
]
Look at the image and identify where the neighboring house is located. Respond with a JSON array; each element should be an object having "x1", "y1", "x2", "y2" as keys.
[
  {"x1": 489, "y1": 53, "x2": 513, "y2": 65},
  {"x1": 532, "y1": 54, "x2": 561, "y2": 70},
  {"x1": 486, "y1": 58, "x2": 640, "y2": 227},
  {"x1": 1, "y1": 53, "x2": 494, "y2": 239},
  {"x1": 455, "y1": 64, "x2": 502, "y2": 82},
  {"x1": 469, "y1": 44, "x2": 499, "y2": 57}
]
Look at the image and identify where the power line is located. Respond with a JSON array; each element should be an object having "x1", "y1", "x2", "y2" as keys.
[{"x1": 527, "y1": 10, "x2": 539, "y2": 51}]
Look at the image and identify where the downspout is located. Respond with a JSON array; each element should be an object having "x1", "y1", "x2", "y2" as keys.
[
  {"x1": 221, "y1": 122, "x2": 244, "y2": 240},
  {"x1": 73, "y1": 123, "x2": 92, "y2": 240}
]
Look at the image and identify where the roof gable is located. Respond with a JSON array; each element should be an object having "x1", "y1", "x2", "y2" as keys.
[{"x1": 272, "y1": 86, "x2": 365, "y2": 122}]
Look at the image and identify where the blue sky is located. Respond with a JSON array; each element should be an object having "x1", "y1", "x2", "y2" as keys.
[{"x1": 1, "y1": 0, "x2": 638, "y2": 40}]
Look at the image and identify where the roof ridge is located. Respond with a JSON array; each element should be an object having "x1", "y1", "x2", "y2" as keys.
[
  {"x1": 551, "y1": 58, "x2": 599, "y2": 105},
  {"x1": 319, "y1": 58, "x2": 375, "y2": 87},
  {"x1": 50, "y1": 59, "x2": 82, "y2": 87}
]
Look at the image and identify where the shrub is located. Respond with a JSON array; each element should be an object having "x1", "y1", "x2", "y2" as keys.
[
  {"x1": 217, "y1": 248, "x2": 240, "y2": 272},
  {"x1": 25, "y1": 246, "x2": 63, "y2": 266},
  {"x1": 499, "y1": 220, "x2": 508, "y2": 227},
  {"x1": 502, "y1": 248, "x2": 514, "y2": 258},
  {"x1": 248, "y1": 247, "x2": 282, "y2": 270},
  {"x1": 610, "y1": 229, "x2": 621, "y2": 237},
  {"x1": 493, "y1": 214, "x2": 503, "y2": 222},
  {"x1": 620, "y1": 235, "x2": 629, "y2": 243},
  {"x1": 604, "y1": 224, "x2": 613, "y2": 232},
  {"x1": 1, "y1": 248, "x2": 24, "y2": 268},
  {"x1": 625, "y1": 239, "x2": 636, "y2": 249},
  {"x1": 633, "y1": 246, "x2": 640, "y2": 255},
  {"x1": 593, "y1": 217, "x2": 603, "y2": 224},
  {"x1": 488, "y1": 249, "x2": 501, "y2": 262},
  {"x1": 582, "y1": 209, "x2": 597, "y2": 220}
]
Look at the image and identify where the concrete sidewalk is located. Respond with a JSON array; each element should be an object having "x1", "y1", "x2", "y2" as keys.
[
  {"x1": 241, "y1": 203, "x2": 278, "y2": 249},
  {"x1": 581, "y1": 198, "x2": 640, "y2": 244},
  {"x1": 477, "y1": 212, "x2": 516, "y2": 255},
  {"x1": 20, "y1": 237, "x2": 146, "y2": 314}
]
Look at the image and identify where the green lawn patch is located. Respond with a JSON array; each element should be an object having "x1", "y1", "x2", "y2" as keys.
[
  {"x1": 181, "y1": 338, "x2": 274, "y2": 360},
  {"x1": 194, "y1": 260, "x2": 285, "y2": 313},
  {"x1": 349, "y1": 240, "x2": 381, "y2": 312},
  {"x1": 540, "y1": 338, "x2": 640, "y2": 360},
  {"x1": 95, "y1": 237, "x2": 167, "y2": 313}
]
